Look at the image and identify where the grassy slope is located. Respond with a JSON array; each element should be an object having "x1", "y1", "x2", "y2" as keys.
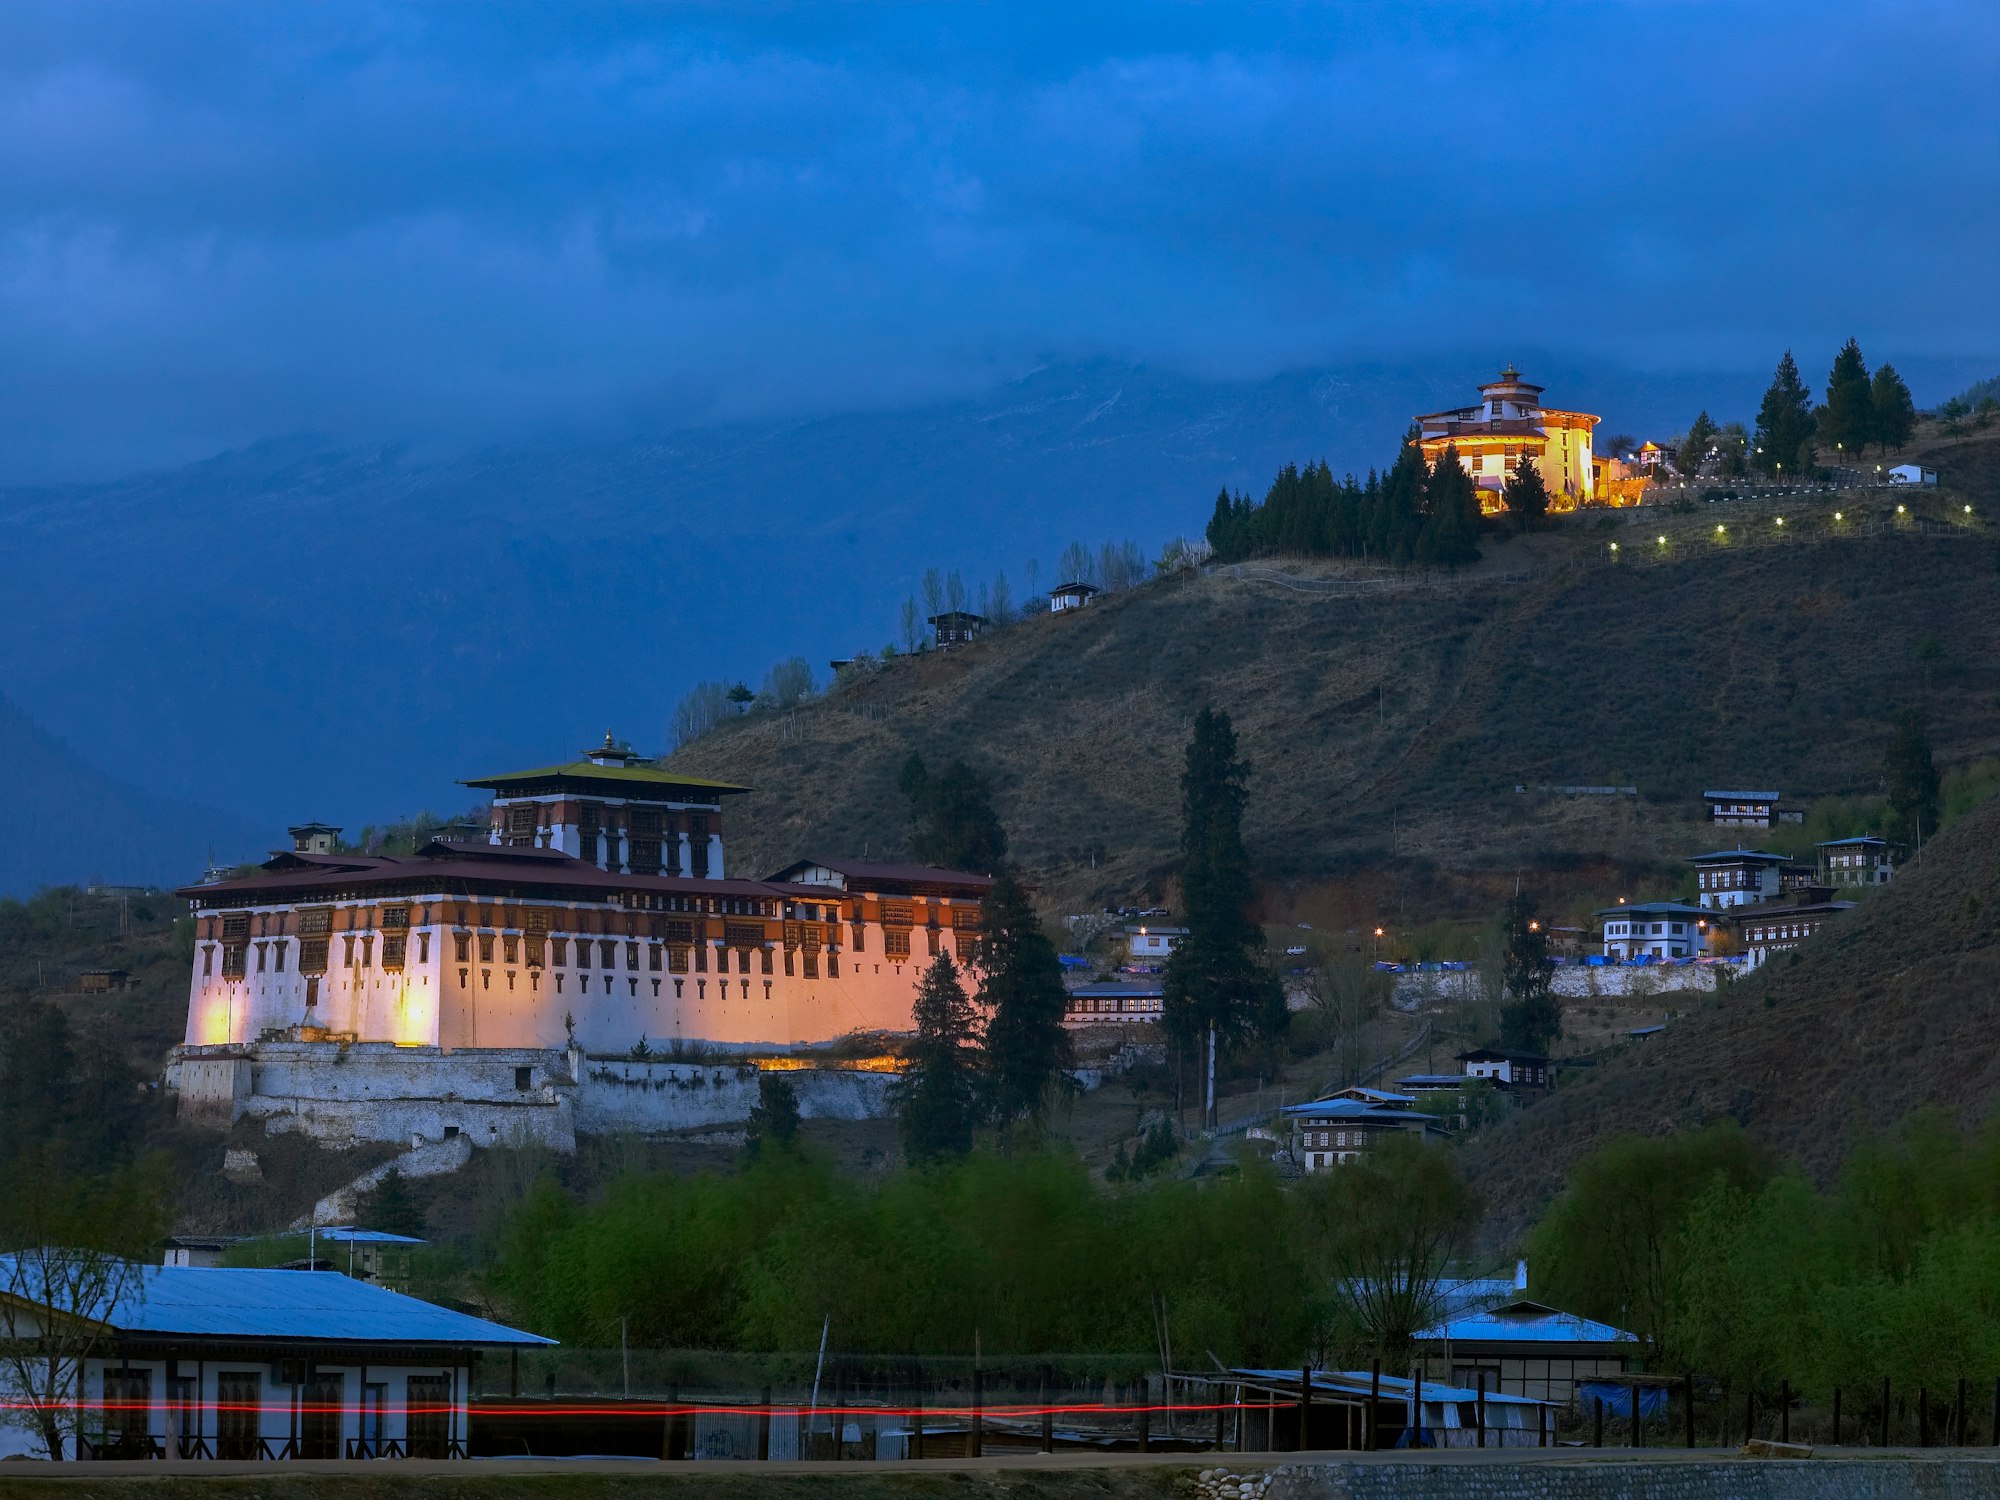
[
  {"x1": 1465, "y1": 785, "x2": 2000, "y2": 1245},
  {"x1": 669, "y1": 483, "x2": 2000, "y2": 919}
]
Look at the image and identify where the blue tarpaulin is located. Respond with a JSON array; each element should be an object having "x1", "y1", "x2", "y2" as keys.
[{"x1": 1578, "y1": 1382, "x2": 1669, "y2": 1419}]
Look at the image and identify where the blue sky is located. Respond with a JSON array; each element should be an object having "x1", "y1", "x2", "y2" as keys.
[{"x1": 1, "y1": 0, "x2": 1995, "y2": 483}]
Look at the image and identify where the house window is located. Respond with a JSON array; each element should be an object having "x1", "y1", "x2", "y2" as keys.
[
  {"x1": 382, "y1": 934, "x2": 407, "y2": 969},
  {"x1": 669, "y1": 947, "x2": 690, "y2": 973},
  {"x1": 601, "y1": 940, "x2": 617, "y2": 968},
  {"x1": 381, "y1": 905, "x2": 410, "y2": 932},
  {"x1": 478, "y1": 934, "x2": 495, "y2": 963},
  {"x1": 885, "y1": 928, "x2": 912, "y2": 960},
  {"x1": 221, "y1": 944, "x2": 247, "y2": 979},
  {"x1": 502, "y1": 935, "x2": 519, "y2": 964},
  {"x1": 515, "y1": 1066, "x2": 534, "y2": 1091}
]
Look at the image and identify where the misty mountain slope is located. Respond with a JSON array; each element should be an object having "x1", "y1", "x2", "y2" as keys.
[
  {"x1": 0, "y1": 358, "x2": 1784, "y2": 835},
  {"x1": 0, "y1": 692, "x2": 262, "y2": 896}
]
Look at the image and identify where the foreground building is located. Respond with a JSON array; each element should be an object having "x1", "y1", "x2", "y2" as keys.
[
  {"x1": 1415, "y1": 367, "x2": 1600, "y2": 512},
  {"x1": 0, "y1": 1260, "x2": 547, "y2": 1461},
  {"x1": 169, "y1": 744, "x2": 989, "y2": 1150}
]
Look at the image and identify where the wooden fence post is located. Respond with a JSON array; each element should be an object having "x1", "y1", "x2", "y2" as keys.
[
  {"x1": 1684, "y1": 1375, "x2": 1695, "y2": 1449},
  {"x1": 1832, "y1": 1387, "x2": 1840, "y2": 1447},
  {"x1": 1476, "y1": 1369, "x2": 1486, "y2": 1449},
  {"x1": 1593, "y1": 1395, "x2": 1603, "y2": 1449},
  {"x1": 1298, "y1": 1366, "x2": 1313, "y2": 1453},
  {"x1": 1040, "y1": 1365, "x2": 1054, "y2": 1455},
  {"x1": 758, "y1": 1386, "x2": 772, "y2": 1462},
  {"x1": 970, "y1": 1363, "x2": 982, "y2": 1460},
  {"x1": 1880, "y1": 1378, "x2": 1890, "y2": 1448},
  {"x1": 1780, "y1": 1380, "x2": 1790, "y2": 1445},
  {"x1": 1368, "y1": 1361, "x2": 1380, "y2": 1452}
]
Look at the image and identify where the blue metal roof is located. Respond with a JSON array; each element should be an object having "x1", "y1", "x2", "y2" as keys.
[
  {"x1": 317, "y1": 1227, "x2": 427, "y2": 1246},
  {"x1": 2, "y1": 1260, "x2": 553, "y2": 1346},
  {"x1": 1230, "y1": 1368, "x2": 1552, "y2": 1408},
  {"x1": 1417, "y1": 1299, "x2": 1637, "y2": 1346},
  {"x1": 1281, "y1": 1097, "x2": 1420, "y2": 1122},
  {"x1": 1703, "y1": 790, "x2": 1779, "y2": 800},
  {"x1": 1686, "y1": 848, "x2": 1789, "y2": 865},
  {"x1": 1817, "y1": 835, "x2": 1890, "y2": 848}
]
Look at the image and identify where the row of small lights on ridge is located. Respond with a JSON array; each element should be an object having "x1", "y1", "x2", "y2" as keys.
[{"x1": 1610, "y1": 501, "x2": 1971, "y2": 552}]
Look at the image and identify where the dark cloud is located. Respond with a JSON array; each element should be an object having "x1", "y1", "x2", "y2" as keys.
[{"x1": 0, "y1": 0, "x2": 1994, "y2": 481}]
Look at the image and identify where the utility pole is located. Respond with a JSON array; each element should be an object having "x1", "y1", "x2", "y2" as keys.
[{"x1": 1206, "y1": 1025, "x2": 1217, "y2": 1131}]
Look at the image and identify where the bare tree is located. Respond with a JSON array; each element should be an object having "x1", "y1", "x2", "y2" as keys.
[
  {"x1": 1308, "y1": 957, "x2": 1392, "y2": 1088},
  {"x1": 920, "y1": 569, "x2": 945, "y2": 617},
  {"x1": 1300, "y1": 1135, "x2": 1476, "y2": 1366},
  {"x1": 945, "y1": 569, "x2": 968, "y2": 613},
  {"x1": 988, "y1": 572, "x2": 1014, "y2": 624},
  {"x1": 0, "y1": 1245, "x2": 146, "y2": 1459},
  {"x1": 1056, "y1": 541, "x2": 1094, "y2": 587},
  {"x1": 760, "y1": 657, "x2": 816, "y2": 709},
  {"x1": 899, "y1": 596, "x2": 921, "y2": 653},
  {"x1": 670, "y1": 681, "x2": 731, "y2": 748}
]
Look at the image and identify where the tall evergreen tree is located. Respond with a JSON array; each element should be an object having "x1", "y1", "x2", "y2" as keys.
[
  {"x1": 890, "y1": 953, "x2": 982, "y2": 1163},
  {"x1": 974, "y1": 868, "x2": 1073, "y2": 1126},
  {"x1": 1162, "y1": 710, "x2": 1286, "y2": 1098},
  {"x1": 1753, "y1": 350, "x2": 1816, "y2": 476},
  {"x1": 1882, "y1": 708, "x2": 1941, "y2": 847},
  {"x1": 358, "y1": 1168, "x2": 425, "y2": 1239},
  {"x1": 1415, "y1": 446, "x2": 1483, "y2": 567},
  {"x1": 1497, "y1": 893, "x2": 1560, "y2": 1056},
  {"x1": 1821, "y1": 338, "x2": 1875, "y2": 460},
  {"x1": 1500, "y1": 455, "x2": 1550, "y2": 531},
  {"x1": 1678, "y1": 411, "x2": 1719, "y2": 476},
  {"x1": 1871, "y1": 364, "x2": 1917, "y2": 452},
  {"x1": 899, "y1": 754, "x2": 1009, "y2": 873}
]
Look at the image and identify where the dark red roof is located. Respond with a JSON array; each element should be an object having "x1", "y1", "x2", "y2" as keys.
[{"x1": 180, "y1": 841, "x2": 840, "y2": 906}]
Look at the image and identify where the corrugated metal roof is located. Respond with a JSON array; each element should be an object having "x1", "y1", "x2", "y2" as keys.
[
  {"x1": 1418, "y1": 1298, "x2": 1637, "y2": 1347},
  {"x1": 1229, "y1": 1369, "x2": 1552, "y2": 1408},
  {"x1": 2, "y1": 1260, "x2": 552, "y2": 1346},
  {"x1": 1686, "y1": 848, "x2": 1789, "y2": 864}
]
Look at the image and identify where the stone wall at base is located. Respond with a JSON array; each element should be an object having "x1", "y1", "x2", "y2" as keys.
[
  {"x1": 165, "y1": 1040, "x2": 898, "y2": 1154},
  {"x1": 1229, "y1": 1457, "x2": 2000, "y2": 1500}
]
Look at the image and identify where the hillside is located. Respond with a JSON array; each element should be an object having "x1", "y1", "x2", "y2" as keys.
[
  {"x1": 668, "y1": 486, "x2": 2000, "y2": 918},
  {"x1": 0, "y1": 356, "x2": 1980, "y2": 856},
  {"x1": 0, "y1": 692, "x2": 261, "y2": 896},
  {"x1": 1464, "y1": 779, "x2": 2000, "y2": 1244}
]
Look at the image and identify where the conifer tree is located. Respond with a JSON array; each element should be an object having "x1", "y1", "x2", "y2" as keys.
[
  {"x1": 1497, "y1": 893, "x2": 1560, "y2": 1056},
  {"x1": 744, "y1": 1073, "x2": 802, "y2": 1158},
  {"x1": 1882, "y1": 708, "x2": 1941, "y2": 848},
  {"x1": 1678, "y1": 411, "x2": 1719, "y2": 476},
  {"x1": 975, "y1": 868, "x2": 1073, "y2": 1126},
  {"x1": 1870, "y1": 365, "x2": 1917, "y2": 452},
  {"x1": 1416, "y1": 446, "x2": 1483, "y2": 567},
  {"x1": 1753, "y1": 350, "x2": 1816, "y2": 475},
  {"x1": 1162, "y1": 710, "x2": 1285, "y2": 1116},
  {"x1": 1501, "y1": 454, "x2": 1550, "y2": 532},
  {"x1": 359, "y1": 1168, "x2": 425, "y2": 1239},
  {"x1": 891, "y1": 953, "x2": 982, "y2": 1163},
  {"x1": 899, "y1": 753, "x2": 1009, "y2": 873},
  {"x1": 1821, "y1": 338, "x2": 1875, "y2": 461}
]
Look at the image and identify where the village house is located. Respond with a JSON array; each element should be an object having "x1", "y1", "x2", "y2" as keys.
[
  {"x1": 1121, "y1": 923, "x2": 1186, "y2": 965},
  {"x1": 1818, "y1": 835, "x2": 1899, "y2": 889},
  {"x1": 1688, "y1": 848, "x2": 1791, "y2": 909},
  {"x1": 0, "y1": 1260, "x2": 549, "y2": 1461},
  {"x1": 1733, "y1": 891, "x2": 1855, "y2": 969},
  {"x1": 1704, "y1": 790, "x2": 1780, "y2": 828},
  {"x1": 1596, "y1": 901, "x2": 1716, "y2": 960},
  {"x1": 926, "y1": 610, "x2": 986, "y2": 647},
  {"x1": 1048, "y1": 581, "x2": 1100, "y2": 612},
  {"x1": 1887, "y1": 464, "x2": 1937, "y2": 485},
  {"x1": 1060, "y1": 981, "x2": 1164, "y2": 1026},
  {"x1": 1418, "y1": 1300, "x2": 1638, "y2": 1408},
  {"x1": 1284, "y1": 1090, "x2": 1447, "y2": 1172},
  {"x1": 1416, "y1": 367, "x2": 1600, "y2": 512},
  {"x1": 1456, "y1": 1049, "x2": 1551, "y2": 1090}
]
